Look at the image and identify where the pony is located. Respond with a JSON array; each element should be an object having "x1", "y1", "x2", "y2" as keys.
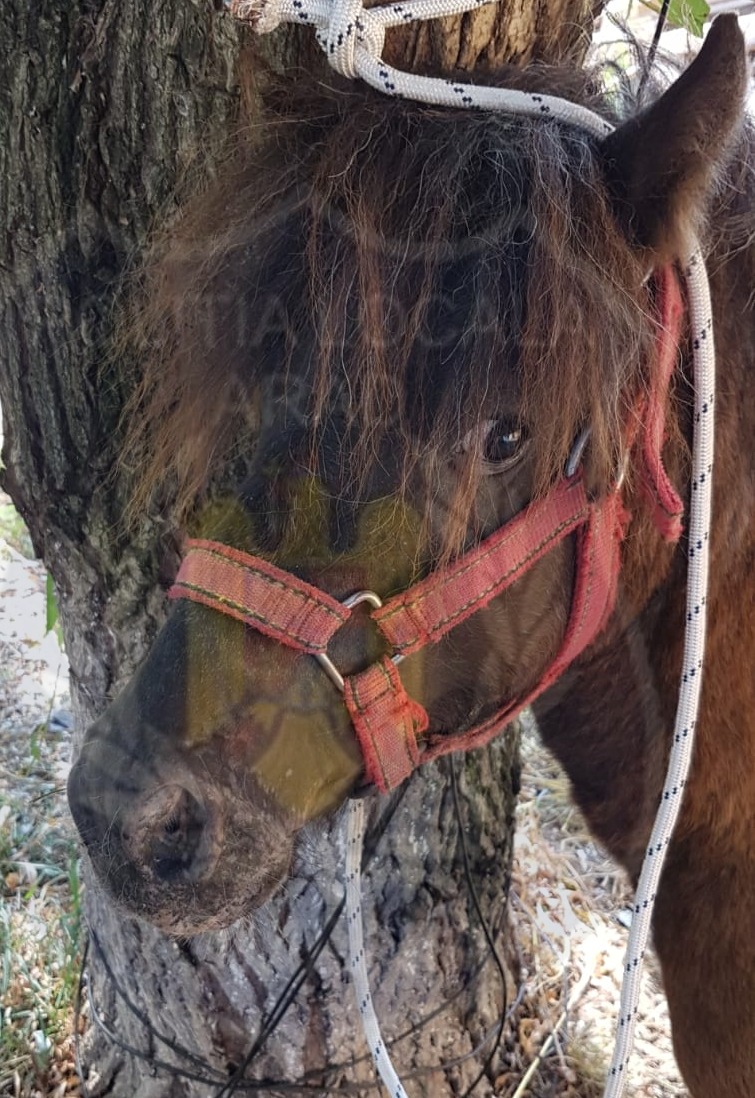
[{"x1": 68, "y1": 16, "x2": 755, "y2": 1096}]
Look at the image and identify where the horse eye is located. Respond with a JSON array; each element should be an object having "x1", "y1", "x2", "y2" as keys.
[
  {"x1": 456, "y1": 418, "x2": 528, "y2": 473},
  {"x1": 480, "y1": 419, "x2": 527, "y2": 473}
]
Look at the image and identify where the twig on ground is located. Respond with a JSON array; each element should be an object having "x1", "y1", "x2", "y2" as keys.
[{"x1": 510, "y1": 937, "x2": 600, "y2": 1098}]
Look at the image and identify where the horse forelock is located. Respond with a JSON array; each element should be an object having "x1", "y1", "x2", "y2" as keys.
[{"x1": 118, "y1": 61, "x2": 748, "y2": 556}]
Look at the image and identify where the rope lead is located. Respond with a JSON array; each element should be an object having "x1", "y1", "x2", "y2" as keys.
[{"x1": 346, "y1": 798, "x2": 409, "y2": 1098}]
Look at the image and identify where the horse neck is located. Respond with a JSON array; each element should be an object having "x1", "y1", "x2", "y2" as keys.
[
  {"x1": 533, "y1": 233, "x2": 755, "y2": 879},
  {"x1": 531, "y1": 577, "x2": 683, "y2": 880},
  {"x1": 676, "y1": 237, "x2": 755, "y2": 845}
]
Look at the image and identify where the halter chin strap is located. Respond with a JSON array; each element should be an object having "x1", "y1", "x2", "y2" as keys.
[{"x1": 170, "y1": 266, "x2": 683, "y2": 794}]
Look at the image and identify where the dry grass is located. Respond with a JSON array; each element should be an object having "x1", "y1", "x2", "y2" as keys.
[
  {"x1": 0, "y1": 840, "x2": 83, "y2": 1098},
  {"x1": 502, "y1": 714, "x2": 688, "y2": 1097},
  {"x1": 0, "y1": 506, "x2": 83, "y2": 1098}
]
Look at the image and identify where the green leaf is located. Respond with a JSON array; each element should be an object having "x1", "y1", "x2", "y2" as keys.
[
  {"x1": 29, "y1": 724, "x2": 43, "y2": 762},
  {"x1": 643, "y1": 0, "x2": 710, "y2": 37},
  {"x1": 45, "y1": 572, "x2": 58, "y2": 635}
]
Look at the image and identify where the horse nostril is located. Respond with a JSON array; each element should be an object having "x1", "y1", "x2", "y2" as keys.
[{"x1": 127, "y1": 785, "x2": 213, "y2": 884}]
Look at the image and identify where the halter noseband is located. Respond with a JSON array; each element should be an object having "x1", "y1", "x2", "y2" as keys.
[{"x1": 169, "y1": 266, "x2": 684, "y2": 794}]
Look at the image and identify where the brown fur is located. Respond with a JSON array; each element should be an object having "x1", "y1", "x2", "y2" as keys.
[{"x1": 70, "y1": 17, "x2": 755, "y2": 1096}]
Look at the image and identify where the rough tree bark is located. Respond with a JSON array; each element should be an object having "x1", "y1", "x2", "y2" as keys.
[{"x1": 0, "y1": 2, "x2": 602, "y2": 1095}]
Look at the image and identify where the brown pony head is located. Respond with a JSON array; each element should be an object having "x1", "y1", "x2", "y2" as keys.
[{"x1": 68, "y1": 18, "x2": 747, "y2": 935}]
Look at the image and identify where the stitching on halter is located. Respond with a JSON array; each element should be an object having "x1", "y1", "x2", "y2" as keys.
[
  {"x1": 179, "y1": 539, "x2": 347, "y2": 620},
  {"x1": 170, "y1": 537, "x2": 349, "y2": 653},
  {"x1": 376, "y1": 492, "x2": 590, "y2": 644},
  {"x1": 343, "y1": 657, "x2": 425, "y2": 791}
]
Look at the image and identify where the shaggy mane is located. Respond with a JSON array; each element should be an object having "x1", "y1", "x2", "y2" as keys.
[{"x1": 118, "y1": 55, "x2": 751, "y2": 555}]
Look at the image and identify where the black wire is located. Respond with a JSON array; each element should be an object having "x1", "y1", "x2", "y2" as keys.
[
  {"x1": 449, "y1": 754, "x2": 510, "y2": 1098},
  {"x1": 360, "y1": 783, "x2": 408, "y2": 863},
  {"x1": 88, "y1": 927, "x2": 227, "y2": 1080},
  {"x1": 213, "y1": 898, "x2": 348, "y2": 1098},
  {"x1": 86, "y1": 915, "x2": 369, "y2": 1093},
  {"x1": 86, "y1": 958, "x2": 524, "y2": 1098},
  {"x1": 215, "y1": 788, "x2": 413, "y2": 1097},
  {"x1": 638, "y1": 0, "x2": 672, "y2": 98},
  {"x1": 87, "y1": 975, "x2": 227, "y2": 1088},
  {"x1": 75, "y1": 771, "x2": 516, "y2": 1094},
  {"x1": 79, "y1": 793, "x2": 408, "y2": 1094},
  {"x1": 84, "y1": 930, "x2": 517, "y2": 1094},
  {"x1": 75, "y1": 805, "x2": 398, "y2": 1095},
  {"x1": 219, "y1": 772, "x2": 510, "y2": 1093}
]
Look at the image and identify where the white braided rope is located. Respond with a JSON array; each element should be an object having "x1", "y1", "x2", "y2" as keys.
[
  {"x1": 229, "y1": 0, "x2": 612, "y2": 133},
  {"x1": 345, "y1": 798, "x2": 408, "y2": 1098},
  {"x1": 602, "y1": 247, "x2": 715, "y2": 1097},
  {"x1": 227, "y1": 1, "x2": 715, "y2": 1093}
]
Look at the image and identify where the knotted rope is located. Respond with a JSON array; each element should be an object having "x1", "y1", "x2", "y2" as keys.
[
  {"x1": 229, "y1": 0, "x2": 613, "y2": 134},
  {"x1": 226, "y1": 2, "x2": 716, "y2": 1095}
]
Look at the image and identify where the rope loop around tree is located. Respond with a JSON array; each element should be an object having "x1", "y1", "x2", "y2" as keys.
[{"x1": 228, "y1": 0, "x2": 613, "y2": 133}]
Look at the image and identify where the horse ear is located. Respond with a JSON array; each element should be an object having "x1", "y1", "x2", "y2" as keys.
[{"x1": 602, "y1": 14, "x2": 747, "y2": 262}]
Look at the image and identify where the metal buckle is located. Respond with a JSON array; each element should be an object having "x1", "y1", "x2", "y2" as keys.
[{"x1": 314, "y1": 590, "x2": 403, "y2": 692}]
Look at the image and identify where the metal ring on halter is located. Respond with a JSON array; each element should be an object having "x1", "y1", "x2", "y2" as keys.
[
  {"x1": 565, "y1": 426, "x2": 591, "y2": 477},
  {"x1": 565, "y1": 425, "x2": 628, "y2": 490},
  {"x1": 314, "y1": 590, "x2": 404, "y2": 691}
]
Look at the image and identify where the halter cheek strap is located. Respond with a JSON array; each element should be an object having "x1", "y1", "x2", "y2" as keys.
[
  {"x1": 169, "y1": 266, "x2": 683, "y2": 794},
  {"x1": 639, "y1": 268, "x2": 685, "y2": 542}
]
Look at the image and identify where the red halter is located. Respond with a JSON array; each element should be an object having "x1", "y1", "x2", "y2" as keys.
[{"x1": 169, "y1": 267, "x2": 684, "y2": 794}]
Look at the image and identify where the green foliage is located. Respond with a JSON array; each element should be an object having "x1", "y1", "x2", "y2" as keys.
[
  {"x1": 28, "y1": 723, "x2": 43, "y2": 764},
  {"x1": 45, "y1": 572, "x2": 58, "y2": 636},
  {"x1": 644, "y1": 0, "x2": 710, "y2": 37}
]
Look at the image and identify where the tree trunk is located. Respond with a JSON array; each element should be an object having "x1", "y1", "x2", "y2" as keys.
[{"x1": 0, "y1": 2, "x2": 600, "y2": 1094}]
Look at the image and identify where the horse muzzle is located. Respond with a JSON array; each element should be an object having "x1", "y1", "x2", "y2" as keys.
[{"x1": 67, "y1": 716, "x2": 297, "y2": 934}]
